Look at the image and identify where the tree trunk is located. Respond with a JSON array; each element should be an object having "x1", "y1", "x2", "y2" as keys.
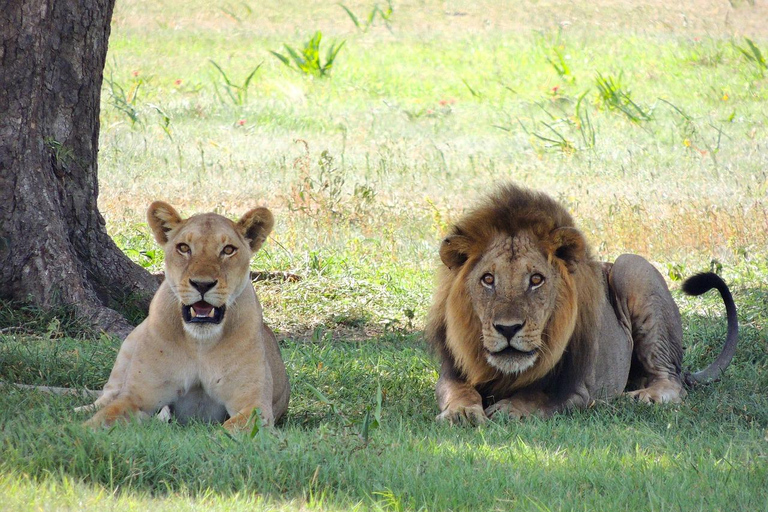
[{"x1": 0, "y1": 0, "x2": 158, "y2": 338}]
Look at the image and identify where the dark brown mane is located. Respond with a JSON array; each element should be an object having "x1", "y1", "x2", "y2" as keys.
[{"x1": 449, "y1": 183, "x2": 586, "y2": 259}]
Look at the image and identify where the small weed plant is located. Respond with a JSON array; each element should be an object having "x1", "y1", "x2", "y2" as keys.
[
  {"x1": 271, "y1": 32, "x2": 345, "y2": 78},
  {"x1": 547, "y1": 46, "x2": 575, "y2": 83},
  {"x1": 511, "y1": 93, "x2": 596, "y2": 155},
  {"x1": 285, "y1": 141, "x2": 376, "y2": 223}
]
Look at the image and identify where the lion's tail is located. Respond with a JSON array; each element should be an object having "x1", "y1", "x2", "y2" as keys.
[{"x1": 681, "y1": 272, "x2": 739, "y2": 386}]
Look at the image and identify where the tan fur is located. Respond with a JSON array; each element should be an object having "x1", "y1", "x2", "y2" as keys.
[
  {"x1": 427, "y1": 184, "x2": 738, "y2": 424},
  {"x1": 85, "y1": 202, "x2": 289, "y2": 431}
]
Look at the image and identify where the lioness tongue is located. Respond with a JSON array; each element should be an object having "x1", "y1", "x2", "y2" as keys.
[{"x1": 192, "y1": 301, "x2": 214, "y2": 317}]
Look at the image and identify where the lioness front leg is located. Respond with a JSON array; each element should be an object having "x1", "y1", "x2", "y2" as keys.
[
  {"x1": 435, "y1": 374, "x2": 487, "y2": 425},
  {"x1": 84, "y1": 395, "x2": 152, "y2": 427},
  {"x1": 220, "y1": 373, "x2": 276, "y2": 432},
  {"x1": 85, "y1": 374, "x2": 180, "y2": 428},
  {"x1": 218, "y1": 360, "x2": 277, "y2": 432}
]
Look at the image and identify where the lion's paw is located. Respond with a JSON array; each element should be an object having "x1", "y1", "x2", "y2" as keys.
[
  {"x1": 436, "y1": 403, "x2": 488, "y2": 425},
  {"x1": 627, "y1": 379, "x2": 685, "y2": 404},
  {"x1": 485, "y1": 398, "x2": 533, "y2": 419}
]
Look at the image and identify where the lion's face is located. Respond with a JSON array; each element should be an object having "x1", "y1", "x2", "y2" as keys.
[
  {"x1": 466, "y1": 233, "x2": 562, "y2": 374},
  {"x1": 438, "y1": 223, "x2": 586, "y2": 381},
  {"x1": 147, "y1": 202, "x2": 274, "y2": 340}
]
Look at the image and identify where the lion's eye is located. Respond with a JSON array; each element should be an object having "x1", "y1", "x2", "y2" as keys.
[
  {"x1": 530, "y1": 273, "x2": 545, "y2": 287},
  {"x1": 481, "y1": 273, "x2": 495, "y2": 287},
  {"x1": 221, "y1": 245, "x2": 237, "y2": 256},
  {"x1": 177, "y1": 243, "x2": 190, "y2": 254}
]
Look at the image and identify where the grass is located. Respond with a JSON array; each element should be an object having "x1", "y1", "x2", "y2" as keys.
[
  {"x1": 3, "y1": 0, "x2": 768, "y2": 509},
  {"x1": 2, "y1": 315, "x2": 767, "y2": 510}
]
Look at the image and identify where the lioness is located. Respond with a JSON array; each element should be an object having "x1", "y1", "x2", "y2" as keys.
[
  {"x1": 426, "y1": 184, "x2": 738, "y2": 424},
  {"x1": 85, "y1": 202, "x2": 289, "y2": 430}
]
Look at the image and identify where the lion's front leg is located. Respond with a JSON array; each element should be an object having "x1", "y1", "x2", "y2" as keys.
[{"x1": 435, "y1": 373, "x2": 487, "y2": 425}]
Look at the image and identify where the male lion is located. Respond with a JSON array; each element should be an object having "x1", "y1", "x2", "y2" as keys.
[
  {"x1": 85, "y1": 202, "x2": 289, "y2": 431},
  {"x1": 426, "y1": 184, "x2": 738, "y2": 424}
]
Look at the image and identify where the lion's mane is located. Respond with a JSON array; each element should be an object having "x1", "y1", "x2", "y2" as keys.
[{"x1": 426, "y1": 184, "x2": 605, "y2": 395}]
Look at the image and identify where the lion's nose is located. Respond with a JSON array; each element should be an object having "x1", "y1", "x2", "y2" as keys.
[
  {"x1": 190, "y1": 279, "x2": 218, "y2": 296},
  {"x1": 493, "y1": 322, "x2": 524, "y2": 341}
]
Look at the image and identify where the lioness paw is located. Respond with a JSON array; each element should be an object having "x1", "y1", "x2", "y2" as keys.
[
  {"x1": 222, "y1": 408, "x2": 274, "y2": 433},
  {"x1": 436, "y1": 404, "x2": 488, "y2": 425}
]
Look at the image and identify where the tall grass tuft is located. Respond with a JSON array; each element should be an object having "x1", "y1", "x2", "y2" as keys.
[
  {"x1": 103, "y1": 71, "x2": 142, "y2": 125},
  {"x1": 339, "y1": 0, "x2": 394, "y2": 33},
  {"x1": 733, "y1": 37, "x2": 767, "y2": 77},
  {"x1": 594, "y1": 72, "x2": 653, "y2": 123},
  {"x1": 209, "y1": 61, "x2": 262, "y2": 106}
]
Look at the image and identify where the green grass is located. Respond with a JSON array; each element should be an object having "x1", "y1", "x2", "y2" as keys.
[
  {"x1": 3, "y1": 0, "x2": 768, "y2": 509},
  {"x1": 1, "y1": 305, "x2": 767, "y2": 510}
]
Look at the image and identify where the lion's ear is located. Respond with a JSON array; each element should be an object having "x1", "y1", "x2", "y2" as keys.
[
  {"x1": 147, "y1": 201, "x2": 183, "y2": 245},
  {"x1": 439, "y1": 234, "x2": 472, "y2": 270},
  {"x1": 550, "y1": 227, "x2": 586, "y2": 273},
  {"x1": 238, "y1": 207, "x2": 274, "y2": 252}
]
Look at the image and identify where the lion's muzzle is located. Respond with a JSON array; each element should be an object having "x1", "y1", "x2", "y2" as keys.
[
  {"x1": 483, "y1": 331, "x2": 540, "y2": 374},
  {"x1": 487, "y1": 345, "x2": 537, "y2": 358}
]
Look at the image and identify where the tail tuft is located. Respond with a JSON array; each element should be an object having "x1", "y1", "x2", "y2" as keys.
[{"x1": 682, "y1": 272, "x2": 725, "y2": 296}]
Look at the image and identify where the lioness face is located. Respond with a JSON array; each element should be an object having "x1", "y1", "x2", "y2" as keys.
[
  {"x1": 467, "y1": 233, "x2": 561, "y2": 374},
  {"x1": 147, "y1": 202, "x2": 274, "y2": 340},
  {"x1": 166, "y1": 215, "x2": 251, "y2": 337}
]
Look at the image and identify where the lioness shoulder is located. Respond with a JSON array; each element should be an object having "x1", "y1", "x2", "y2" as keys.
[
  {"x1": 86, "y1": 202, "x2": 289, "y2": 431},
  {"x1": 426, "y1": 183, "x2": 738, "y2": 424}
]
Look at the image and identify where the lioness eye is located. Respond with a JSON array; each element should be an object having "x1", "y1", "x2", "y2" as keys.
[
  {"x1": 221, "y1": 245, "x2": 237, "y2": 256},
  {"x1": 530, "y1": 273, "x2": 544, "y2": 287},
  {"x1": 481, "y1": 273, "x2": 495, "y2": 286},
  {"x1": 177, "y1": 243, "x2": 190, "y2": 254}
]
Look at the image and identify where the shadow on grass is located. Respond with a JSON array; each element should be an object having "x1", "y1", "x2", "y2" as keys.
[{"x1": 0, "y1": 386, "x2": 765, "y2": 510}]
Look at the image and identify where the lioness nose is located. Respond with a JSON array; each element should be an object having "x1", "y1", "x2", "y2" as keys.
[
  {"x1": 493, "y1": 322, "x2": 524, "y2": 341},
  {"x1": 190, "y1": 279, "x2": 218, "y2": 296}
]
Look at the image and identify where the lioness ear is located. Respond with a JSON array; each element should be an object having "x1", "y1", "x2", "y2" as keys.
[
  {"x1": 238, "y1": 207, "x2": 274, "y2": 252},
  {"x1": 550, "y1": 227, "x2": 586, "y2": 273},
  {"x1": 147, "y1": 201, "x2": 183, "y2": 245},
  {"x1": 439, "y1": 234, "x2": 472, "y2": 270}
]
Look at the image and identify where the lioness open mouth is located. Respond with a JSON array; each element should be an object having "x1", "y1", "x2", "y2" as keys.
[
  {"x1": 182, "y1": 301, "x2": 226, "y2": 324},
  {"x1": 488, "y1": 346, "x2": 537, "y2": 358}
]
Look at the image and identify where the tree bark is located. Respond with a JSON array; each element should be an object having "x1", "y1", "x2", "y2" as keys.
[{"x1": 0, "y1": 0, "x2": 158, "y2": 338}]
